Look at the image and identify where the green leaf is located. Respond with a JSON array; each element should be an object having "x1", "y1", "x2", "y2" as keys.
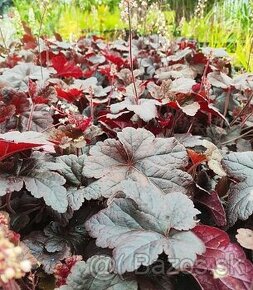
[
  {"x1": 0, "y1": 175, "x2": 23, "y2": 196},
  {"x1": 57, "y1": 256, "x2": 138, "y2": 290},
  {"x1": 67, "y1": 187, "x2": 85, "y2": 211},
  {"x1": 55, "y1": 154, "x2": 87, "y2": 186},
  {"x1": 222, "y1": 151, "x2": 253, "y2": 226},
  {"x1": 24, "y1": 171, "x2": 68, "y2": 213}
]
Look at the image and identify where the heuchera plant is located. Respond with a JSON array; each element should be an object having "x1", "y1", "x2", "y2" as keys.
[{"x1": 0, "y1": 20, "x2": 252, "y2": 289}]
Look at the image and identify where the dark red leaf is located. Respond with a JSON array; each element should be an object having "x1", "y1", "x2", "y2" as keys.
[
  {"x1": 28, "y1": 79, "x2": 37, "y2": 98},
  {"x1": 5, "y1": 54, "x2": 22, "y2": 68},
  {"x1": 187, "y1": 149, "x2": 207, "y2": 165},
  {"x1": 69, "y1": 115, "x2": 91, "y2": 132},
  {"x1": 54, "y1": 255, "x2": 83, "y2": 287},
  {"x1": 54, "y1": 32, "x2": 63, "y2": 42},
  {"x1": 178, "y1": 40, "x2": 196, "y2": 50},
  {"x1": 167, "y1": 101, "x2": 179, "y2": 110},
  {"x1": 98, "y1": 112, "x2": 134, "y2": 136},
  {"x1": 38, "y1": 50, "x2": 59, "y2": 67},
  {"x1": 1, "y1": 89, "x2": 30, "y2": 114},
  {"x1": 189, "y1": 225, "x2": 253, "y2": 290},
  {"x1": 0, "y1": 131, "x2": 51, "y2": 161},
  {"x1": 32, "y1": 96, "x2": 49, "y2": 104},
  {"x1": 102, "y1": 52, "x2": 126, "y2": 68},
  {"x1": 92, "y1": 35, "x2": 104, "y2": 41},
  {"x1": 83, "y1": 68, "x2": 96, "y2": 78},
  {"x1": 192, "y1": 83, "x2": 201, "y2": 92},
  {"x1": 157, "y1": 114, "x2": 173, "y2": 128},
  {"x1": 191, "y1": 53, "x2": 208, "y2": 65},
  {"x1": 98, "y1": 65, "x2": 116, "y2": 82},
  {"x1": 195, "y1": 191, "x2": 227, "y2": 227},
  {"x1": 22, "y1": 34, "x2": 37, "y2": 49},
  {"x1": 0, "y1": 105, "x2": 16, "y2": 123},
  {"x1": 193, "y1": 93, "x2": 229, "y2": 123},
  {"x1": 55, "y1": 87, "x2": 83, "y2": 103},
  {"x1": 51, "y1": 55, "x2": 83, "y2": 78}
]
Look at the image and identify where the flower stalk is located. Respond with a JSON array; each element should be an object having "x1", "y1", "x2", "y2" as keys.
[{"x1": 119, "y1": 0, "x2": 139, "y2": 104}]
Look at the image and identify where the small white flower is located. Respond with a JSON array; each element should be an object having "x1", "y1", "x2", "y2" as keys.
[
  {"x1": 3, "y1": 268, "x2": 15, "y2": 280},
  {"x1": 20, "y1": 260, "x2": 32, "y2": 273}
]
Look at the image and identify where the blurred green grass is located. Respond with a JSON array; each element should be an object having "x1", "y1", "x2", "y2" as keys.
[{"x1": 0, "y1": 0, "x2": 252, "y2": 71}]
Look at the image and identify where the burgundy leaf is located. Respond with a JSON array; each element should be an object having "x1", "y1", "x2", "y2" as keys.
[
  {"x1": 0, "y1": 131, "x2": 52, "y2": 161},
  {"x1": 51, "y1": 55, "x2": 83, "y2": 78},
  {"x1": 22, "y1": 33, "x2": 37, "y2": 49},
  {"x1": 102, "y1": 52, "x2": 126, "y2": 68},
  {"x1": 55, "y1": 87, "x2": 83, "y2": 103},
  {"x1": 38, "y1": 50, "x2": 59, "y2": 67},
  {"x1": 1, "y1": 88, "x2": 30, "y2": 114},
  {"x1": 189, "y1": 225, "x2": 253, "y2": 290},
  {"x1": 4, "y1": 54, "x2": 22, "y2": 68},
  {"x1": 68, "y1": 114, "x2": 91, "y2": 132},
  {"x1": 195, "y1": 191, "x2": 227, "y2": 227},
  {"x1": 0, "y1": 105, "x2": 16, "y2": 123}
]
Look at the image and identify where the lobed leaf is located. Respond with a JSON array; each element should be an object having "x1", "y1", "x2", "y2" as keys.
[
  {"x1": 54, "y1": 154, "x2": 87, "y2": 186},
  {"x1": 20, "y1": 104, "x2": 53, "y2": 132},
  {"x1": 222, "y1": 152, "x2": 253, "y2": 226},
  {"x1": 82, "y1": 127, "x2": 192, "y2": 200},
  {"x1": 51, "y1": 55, "x2": 83, "y2": 78},
  {"x1": 0, "y1": 63, "x2": 53, "y2": 91},
  {"x1": 190, "y1": 225, "x2": 253, "y2": 290},
  {"x1": 24, "y1": 171, "x2": 68, "y2": 213},
  {"x1": 0, "y1": 131, "x2": 53, "y2": 161},
  {"x1": 85, "y1": 180, "x2": 205, "y2": 274},
  {"x1": 195, "y1": 190, "x2": 227, "y2": 227},
  {"x1": 57, "y1": 256, "x2": 138, "y2": 290}
]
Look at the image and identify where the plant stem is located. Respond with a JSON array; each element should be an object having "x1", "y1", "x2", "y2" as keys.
[
  {"x1": 200, "y1": 56, "x2": 210, "y2": 92},
  {"x1": 127, "y1": 4, "x2": 139, "y2": 104},
  {"x1": 89, "y1": 88, "x2": 94, "y2": 122},
  {"x1": 230, "y1": 92, "x2": 253, "y2": 127},
  {"x1": 37, "y1": 2, "x2": 48, "y2": 79},
  {"x1": 241, "y1": 111, "x2": 253, "y2": 127},
  {"x1": 6, "y1": 192, "x2": 15, "y2": 214},
  {"x1": 221, "y1": 88, "x2": 231, "y2": 127},
  {"x1": 246, "y1": 36, "x2": 253, "y2": 71},
  {"x1": 0, "y1": 26, "x2": 8, "y2": 52},
  {"x1": 41, "y1": 122, "x2": 62, "y2": 133},
  {"x1": 221, "y1": 128, "x2": 253, "y2": 145},
  {"x1": 26, "y1": 102, "x2": 35, "y2": 131}
]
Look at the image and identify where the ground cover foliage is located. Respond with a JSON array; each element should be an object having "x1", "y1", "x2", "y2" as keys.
[{"x1": 0, "y1": 30, "x2": 253, "y2": 289}]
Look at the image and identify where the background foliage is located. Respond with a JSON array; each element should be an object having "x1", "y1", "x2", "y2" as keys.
[{"x1": 0, "y1": 1, "x2": 253, "y2": 69}]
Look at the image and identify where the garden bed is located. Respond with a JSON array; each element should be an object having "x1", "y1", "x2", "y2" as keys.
[{"x1": 0, "y1": 32, "x2": 252, "y2": 289}]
